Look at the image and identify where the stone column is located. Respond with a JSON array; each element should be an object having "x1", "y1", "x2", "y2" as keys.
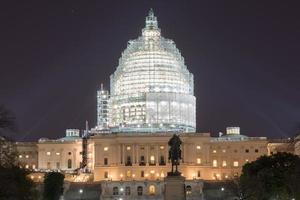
[
  {"x1": 132, "y1": 144, "x2": 135, "y2": 164},
  {"x1": 183, "y1": 143, "x2": 186, "y2": 163},
  {"x1": 117, "y1": 144, "x2": 121, "y2": 164},
  {"x1": 146, "y1": 145, "x2": 149, "y2": 165},
  {"x1": 136, "y1": 145, "x2": 139, "y2": 164},
  {"x1": 156, "y1": 145, "x2": 159, "y2": 165},
  {"x1": 122, "y1": 144, "x2": 125, "y2": 164},
  {"x1": 166, "y1": 148, "x2": 169, "y2": 164}
]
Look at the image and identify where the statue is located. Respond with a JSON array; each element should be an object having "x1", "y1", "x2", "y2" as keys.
[{"x1": 168, "y1": 134, "x2": 182, "y2": 176}]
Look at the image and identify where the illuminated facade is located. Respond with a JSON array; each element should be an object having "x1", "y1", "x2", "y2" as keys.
[
  {"x1": 8, "y1": 10, "x2": 300, "y2": 200},
  {"x1": 97, "y1": 9, "x2": 196, "y2": 133},
  {"x1": 88, "y1": 128, "x2": 269, "y2": 182}
]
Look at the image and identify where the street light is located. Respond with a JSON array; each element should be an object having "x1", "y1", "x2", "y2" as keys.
[
  {"x1": 221, "y1": 187, "x2": 225, "y2": 191},
  {"x1": 79, "y1": 189, "x2": 83, "y2": 194}
]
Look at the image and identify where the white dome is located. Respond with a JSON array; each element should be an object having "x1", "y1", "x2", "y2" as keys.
[{"x1": 108, "y1": 9, "x2": 196, "y2": 133}]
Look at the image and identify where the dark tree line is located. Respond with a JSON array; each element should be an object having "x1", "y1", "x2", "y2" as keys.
[
  {"x1": 226, "y1": 152, "x2": 300, "y2": 200},
  {"x1": 0, "y1": 105, "x2": 65, "y2": 200}
]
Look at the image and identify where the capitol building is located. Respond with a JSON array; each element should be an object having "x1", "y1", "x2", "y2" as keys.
[{"x1": 9, "y1": 10, "x2": 300, "y2": 199}]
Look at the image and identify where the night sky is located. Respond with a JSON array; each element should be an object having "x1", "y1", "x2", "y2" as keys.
[{"x1": 1, "y1": 1, "x2": 300, "y2": 141}]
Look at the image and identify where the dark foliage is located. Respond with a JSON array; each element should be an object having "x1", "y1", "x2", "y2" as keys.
[
  {"x1": 0, "y1": 165, "x2": 38, "y2": 200},
  {"x1": 240, "y1": 152, "x2": 300, "y2": 200},
  {"x1": 43, "y1": 172, "x2": 65, "y2": 200}
]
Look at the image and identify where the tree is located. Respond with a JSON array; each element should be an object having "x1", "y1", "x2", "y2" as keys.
[
  {"x1": 43, "y1": 172, "x2": 65, "y2": 200},
  {"x1": 0, "y1": 165, "x2": 38, "y2": 200},
  {"x1": 0, "y1": 105, "x2": 17, "y2": 167},
  {"x1": 0, "y1": 105, "x2": 38, "y2": 199},
  {"x1": 240, "y1": 152, "x2": 300, "y2": 200}
]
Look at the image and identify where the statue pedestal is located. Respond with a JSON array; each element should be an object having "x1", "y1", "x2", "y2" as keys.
[{"x1": 164, "y1": 175, "x2": 186, "y2": 200}]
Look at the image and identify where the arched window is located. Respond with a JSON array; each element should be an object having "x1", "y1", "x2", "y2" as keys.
[
  {"x1": 67, "y1": 159, "x2": 72, "y2": 169},
  {"x1": 149, "y1": 185, "x2": 155, "y2": 195},
  {"x1": 186, "y1": 185, "x2": 192, "y2": 195},
  {"x1": 113, "y1": 187, "x2": 119, "y2": 195},
  {"x1": 137, "y1": 186, "x2": 143, "y2": 196},
  {"x1": 125, "y1": 186, "x2": 131, "y2": 195}
]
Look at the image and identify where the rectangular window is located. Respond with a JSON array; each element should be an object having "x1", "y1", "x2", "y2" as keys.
[
  {"x1": 140, "y1": 155, "x2": 145, "y2": 166},
  {"x1": 233, "y1": 161, "x2": 239, "y2": 167},
  {"x1": 104, "y1": 158, "x2": 108, "y2": 165},
  {"x1": 141, "y1": 170, "x2": 144, "y2": 178},
  {"x1": 104, "y1": 171, "x2": 108, "y2": 179},
  {"x1": 196, "y1": 158, "x2": 201, "y2": 164},
  {"x1": 255, "y1": 149, "x2": 259, "y2": 153},
  {"x1": 245, "y1": 149, "x2": 249, "y2": 153},
  {"x1": 126, "y1": 156, "x2": 132, "y2": 166},
  {"x1": 56, "y1": 162, "x2": 60, "y2": 169},
  {"x1": 213, "y1": 160, "x2": 217, "y2": 167},
  {"x1": 222, "y1": 160, "x2": 227, "y2": 167},
  {"x1": 160, "y1": 156, "x2": 165, "y2": 165},
  {"x1": 150, "y1": 155, "x2": 155, "y2": 165},
  {"x1": 197, "y1": 170, "x2": 201, "y2": 177}
]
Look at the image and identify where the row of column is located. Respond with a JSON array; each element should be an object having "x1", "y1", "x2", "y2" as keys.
[{"x1": 116, "y1": 143, "x2": 190, "y2": 165}]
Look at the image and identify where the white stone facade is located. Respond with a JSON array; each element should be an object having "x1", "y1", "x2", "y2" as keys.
[
  {"x1": 100, "y1": 179, "x2": 203, "y2": 200},
  {"x1": 88, "y1": 132, "x2": 269, "y2": 181},
  {"x1": 37, "y1": 132, "x2": 82, "y2": 171}
]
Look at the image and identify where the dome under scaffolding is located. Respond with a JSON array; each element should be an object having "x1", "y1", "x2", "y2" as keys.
[{"x1": 97, "y1": 9, "x2": 196, "y2": 133}]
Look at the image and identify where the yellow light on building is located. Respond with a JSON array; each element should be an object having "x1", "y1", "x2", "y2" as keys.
[
  {"x1": 126, "y1": 146, "x2": 131, "y2": 150},
  {"x1": 222, "y1": 160, "x2": 227, "y2": 167},
  {"x1": 126, "y1": 170, "x2": 131, "y2": 178},
  {"x1": 192, "y1": 173, "x2": 196, "y2": 179},
  {"x1": 160, "y1": 172, "x2": 164, "y2": 177},
  {"x1": 197, "y1": 158, "x2": 201, "y2": 164},
  {"x1": 213, "y1": 160, "x2": 217, "y2": 167},
  {"x1": 104, "y1": 147, "x2": 108, "y2": 151},
  {"x1": 233, "y1": 161, "x2": 239, "y2": 167},
  {"x1": 196, "y1": 145, "x2": 201, "y2": 150}
]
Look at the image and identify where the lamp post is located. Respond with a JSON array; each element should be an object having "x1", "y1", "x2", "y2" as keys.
[{"x1": 79, "y1": 189, "x2": 83, "y2": 200}]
